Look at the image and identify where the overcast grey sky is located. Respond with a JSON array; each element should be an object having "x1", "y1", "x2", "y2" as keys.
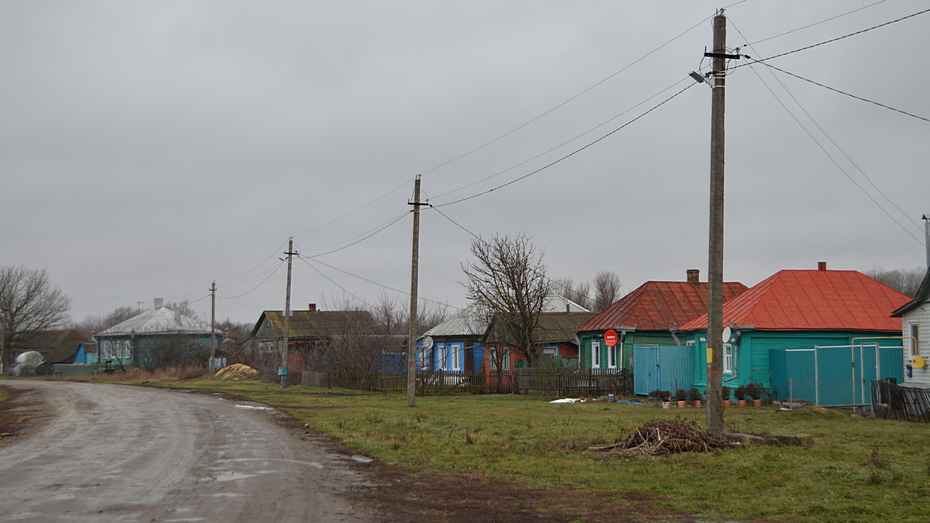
[{"x1": 2, "y1": 1, "x2": 928, "y2": 325}]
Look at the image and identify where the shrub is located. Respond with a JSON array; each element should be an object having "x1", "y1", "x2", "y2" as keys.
[
  {"x1": 720, "y1": 385, "x2": 731, "y2": 400},
  {"x1": 648, "y1": 389, "x2": 671, "y2": 401},
  {"x1": 675, "y1": 389, "x2": 689, "y2": 402},
  {"x1": 688, "y1": 387, "x2": 704, "y2": 401}
]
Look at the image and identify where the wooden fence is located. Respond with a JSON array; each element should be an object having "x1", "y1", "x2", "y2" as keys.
[
  {"x1": 871, "y1": 380, "x2": 930, "y2": 422},
  {"x1": 258, "y1": 367, "x2": 633, "y2": 396}
]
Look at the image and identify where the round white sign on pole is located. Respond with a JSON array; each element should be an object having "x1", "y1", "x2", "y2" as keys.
[
  {"x1": 722, "y1": 326, "x2": 732, "y2": 343},
  {"x1": 422, "y1": 336, "x2": 434, "y2": 350}
]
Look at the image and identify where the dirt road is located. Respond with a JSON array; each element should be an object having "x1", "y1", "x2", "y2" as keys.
[{"x1": 0, "y1": 381, "x2": 383, "y2": 522}]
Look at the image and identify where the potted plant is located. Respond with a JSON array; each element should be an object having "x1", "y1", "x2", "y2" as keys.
[
  {"x1": 734, "y1": 384, "x2": 749, "y2": 407},
  {"x1": 649, "y1": 389, "x2": 671, "y2": 409},
  {"x1": 721, "y1": 385, "x2": 731, "y2": 407},
  {"x1": 675, "y1": 388, "x2": 689, "y2": 408},
  {"x1": 749, "y1": 383, "x2": 765, "y2": 407},
  {"x1": 688, "y1": 387, "x2": 703, "y2": 408}
]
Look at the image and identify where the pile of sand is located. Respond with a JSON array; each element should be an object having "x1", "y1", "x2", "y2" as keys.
[{"x1": 215, "y1": 363, "x2": 259, "y2": 381}]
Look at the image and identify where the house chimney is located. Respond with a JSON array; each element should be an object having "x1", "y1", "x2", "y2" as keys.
[
  {"x1": 818, "y1": 261, "x2": 827, "y2": 271},
  {"x1": 154, "y1": 298, "x2": 163, "y2": 309},
  {"x1": 687, "y1": 269, "x2": 700, "y2": 284},
  {"x1": 175, "y1": 309, "x2": 182, "y2": 323},
  {"x1": 308, "y1": 303, "x2": 317, "y2": 312}
]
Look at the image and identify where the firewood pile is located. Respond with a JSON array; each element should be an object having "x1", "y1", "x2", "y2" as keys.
[{"x1": 588, "y1": 419, "x2": 736, "y2": 456}]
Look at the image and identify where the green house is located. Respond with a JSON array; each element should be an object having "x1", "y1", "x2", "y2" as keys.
[
  {"x1": 576, "y1": 269, "x2": 748, "y2": 371},
  {"x1": 679, "y1": 263, "x2": 911, "y2": 404}
]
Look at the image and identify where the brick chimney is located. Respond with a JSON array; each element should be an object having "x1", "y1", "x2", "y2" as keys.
[
  {"x1": 818, "y1": 261, "x2": 827, "y2": 271},
  {"x1": 687, "y1": 269, "x2": 700, "y2": 285},
  {"x1": 308, "y1": 303, "x2": 317, "y2": 312}
]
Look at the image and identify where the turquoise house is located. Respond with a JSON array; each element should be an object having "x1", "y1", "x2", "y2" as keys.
[{"x1": 679, "y1": 263, "x2": 911, "y2": 404}]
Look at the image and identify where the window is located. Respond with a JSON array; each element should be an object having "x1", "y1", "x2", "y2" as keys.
[
  {"x1": 591, "y1": 340, "x2": 601, "y2": 369},
  {"x1": 910, "y1": 323, "x2": 920, "y2": 357},
  {"x1": 489, "y1": 347, "x2": 509, "y2": 371},
  {"x1": 723, "y1": 343, "x2": 733, "y2": 374},
  {"x1": 438, "y1": 344, "x2": 447, "y2": 371},
  {"x1": 607, "y1": 343, "x2": 617, "y2": 369},
  {"x1": 542, "y1": 346, "x2": 558, "y2": 356},
  {"x1": 452, "y1": 344, "x2": 462, "y2": 371}
]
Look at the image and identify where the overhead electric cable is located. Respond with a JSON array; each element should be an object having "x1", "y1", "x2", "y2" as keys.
[
  {"x1": 219, "y1": 260, "x2": 285, "y2": 299},
  {"x1": 753, "y1": 61, "x2": 930, "y2": 123},
  {"x1": 299, "y1": 257, "x2": 372, "y2": 310},
  {"x1": 745, "y1": 1, "x2": 886, "y2": 46},
  {"x1": 293, "y1": 177, "x2": 413, "y2": 238},
  {"x1": 434, "y1": 82, "x2": 697, "y2": 208},
  {"x1": 307, "y1": 257, "x2": 463, "y2": 311},
  {"x1": 737, "y1": 6, "x2": 930, "y2": 67},
  {"x1": 731, "y1": 20, "x2": 925, "y2": 245},
  {"x1": 429, "y1": 205, "x2": 478, "y2": 238},
  {"x1": 303, "y1": 211, "x2": 409, "y2": 258},
  {"x1": 433, "y1": 78, "x2": 692, "y2": 200},
  {"x1": 418, "y1": 11, "x2": 719, "y2": 178}
]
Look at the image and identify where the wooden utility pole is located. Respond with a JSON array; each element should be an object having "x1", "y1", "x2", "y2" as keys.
[
  {"x1": 282, "y1": 237, "x2": 296, "y2": 389},
  {"x1": 705, "y1": 9, "x2": 731, "y2": 436},
  {"x1": 407, "y1": 176, "x2": 423, "y2": 407},
  {"x1": 209, "y1": 281, "x2": 217, "y2": 371}
]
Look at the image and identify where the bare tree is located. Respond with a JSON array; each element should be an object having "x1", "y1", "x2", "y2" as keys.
[
  {"x1": 462, "y1": 234, "x2": 551, "y2": 366},
  {"x1": 553, "y1": 277, "x2": 592, "y2": 310},
  {"x1": 0, "y1": 266, "x2": 72, "y2": 372},
  {"x1": 73, "y1": 305, "x2": 138, "y2": 336},
  {"x1": 593, "y1": 271, "x2": 623, "y2": 312},
  {"x1": 866, "y1": 267, "x2": 926, "y2": 297}
]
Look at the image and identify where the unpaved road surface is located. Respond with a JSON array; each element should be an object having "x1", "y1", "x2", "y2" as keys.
[{"x1": 0, "y1": 381, "x2": 383, "y2": 522}]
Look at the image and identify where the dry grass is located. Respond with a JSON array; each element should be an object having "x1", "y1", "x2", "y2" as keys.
[{"x1": 88, "y1": 364, "x2": 207, "y2": 382}]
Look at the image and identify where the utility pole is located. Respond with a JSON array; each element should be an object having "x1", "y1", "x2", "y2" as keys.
[
  {"x1": 704, "y1": 9, "x2": 735, "y2": 437},
  {"x1": 407, "y1": 176, "x2": 424, "y2": 407},
  {"x1": 209, "y1": 281, "x2": 217, "y2": 371},
  {"x1": 281, "y1": 237, "x2": 296, "y2": 389}
]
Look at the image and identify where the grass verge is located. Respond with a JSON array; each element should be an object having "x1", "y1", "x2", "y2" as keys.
[{"x1": 56, "y1": 375, "x2": 930, "y2": 521}]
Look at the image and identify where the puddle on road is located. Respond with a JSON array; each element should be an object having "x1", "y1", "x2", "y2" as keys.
[{"x1": 213, "y1": 472, "x2": 258, "y2": 482}]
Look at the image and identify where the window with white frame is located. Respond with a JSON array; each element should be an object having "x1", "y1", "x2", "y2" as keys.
[
  {"x1": 490, "y1": 347, "x2": 510, "y2": 371},
  {"x1": 438, "y1": 344, "x2": 447, "y2": 371},
  {"x1": 542, "y1": 346, "x2": 558, "y2": 355},
  {"x1": 910, "y1": 323, "x2": 920, "y2": 357},
  {"x1": 723, "y1": 343, "x2": 733, "y2": 374},
  {"x1": 591, "y1": 340, "x2": 601, "y2": 369},
  {"x1": 452, "y1": 344, "x2": 462, "y2": 371},
  {"x1": 607, "y1": 342, "x2": 617, "y2": 368}
]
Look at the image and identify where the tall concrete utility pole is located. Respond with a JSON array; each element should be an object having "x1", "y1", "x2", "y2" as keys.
[
  {"x1": 282, "y1": 237, "x2": 296, "y2": 389},
  {"x1": 705, "y1": 9, "x2": 734, "y2": 437},
  {"x1": 210, "y1": 281, "x2": 217, "y2": 371},
  {"x1": 923, "y1": 214, "x2": 930, "y2": 269},
  {"x1": 407, "y1": 176, "x2": 424, "y2": 407}
]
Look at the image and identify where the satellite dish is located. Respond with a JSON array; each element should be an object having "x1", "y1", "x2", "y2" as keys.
[
  {"x1": 722, "y1": 326, "x2": 732, "y2": 343},
  {"x1": 422, "y1": 336, "x2": 434, "y2": 350}
]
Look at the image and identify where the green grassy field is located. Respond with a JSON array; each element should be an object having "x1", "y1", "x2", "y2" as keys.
[{"x1": 85, "y1": 377, "x2": 930, "y2": 521}]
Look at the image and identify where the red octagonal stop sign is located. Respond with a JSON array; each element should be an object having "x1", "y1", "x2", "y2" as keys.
[{"x1": 604, "y1": 329, "x2": 618, "y2": 347}]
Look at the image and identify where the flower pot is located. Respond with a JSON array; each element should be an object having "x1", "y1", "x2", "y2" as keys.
[
  {"x1": 753, "y1": 399, "x2": 762, "y2": 407},
  {"x1": 677, "y1": 400, "x2": 687, "y2": 408},
  {"x1": 722, "y1": 399, "x2": 731, "y2": 407},
  {"x1": 662, "y1": 401, "x2": 671, "y2": 409},
  {"x1": 692, "y1": 400, "x2": 702, "y2": 408},
  {"x1": 737, "y1": 399, "x2": 747, "y2": 407}
]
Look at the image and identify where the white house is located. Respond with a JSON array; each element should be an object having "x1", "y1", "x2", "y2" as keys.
[{"x1": 891, "y1": 268, "x2": 930, "y2": 388}]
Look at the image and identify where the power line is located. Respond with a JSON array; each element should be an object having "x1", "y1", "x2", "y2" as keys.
[
  {"x1": 752, "y1": 61, "x2": 930, "y2": 123},
  {"x1": 302, "y1": 211, "x2": 410, "y2": 258},
  {"x1": 417, "y1": 11, "x2": 717, "y2": 179},
  {"x1": 432, "y1": 78, "x2": 692, "y2": 201},
  {"x1": 737, "y1": 6, "x2": 930, "y2": 67},
  {"x1": 218, "y1": 260, "x2": 285, "y2": 299},
  {"x1": 306, "y1": 257, "x2": 463, "y2": 312},
  {"x1": 434, "y1": 82, "x2": 698, "y2": 208},
  {"x1": 292, "y1": 177, "x2": 414, "y2": 239},
  {"x1": 744, "y1": 1, "x2": 886, "y2": 46},
  {"x1": 429, "y1": 205, "x2": 478, "y2": 238},
  {"x1": 299, "y1": 257, "x2": 372, "y2": 310},
  {"x1": 731, "y1": 21, "x2": 925, "y2": 246}
]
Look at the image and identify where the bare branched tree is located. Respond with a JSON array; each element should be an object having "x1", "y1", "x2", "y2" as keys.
[
  {"x1": 73, "y1": 305, "x2": 137, "y2": 335},
  {"x1": 553, "y1": 277, "x2": 592, "y2": 310},
  {"x1": 593, "y1": 271, "x2": 623, "y2": 312},
  {"x1": 0, "y1": 266, "x2": 72, "y2": 372},
  {"x1": 462, "y1": 234, "x2": 551, "y2": 366},
  {"x1": 866, "y1": 267, "x2": 926, "y2": 297}
]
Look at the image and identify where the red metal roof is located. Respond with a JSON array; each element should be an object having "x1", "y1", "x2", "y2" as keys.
[
  {"x1": 678, "y1": 269, "x2": 910, "y2": 332},
  {"x1": 578, "y1": 280, "x2": 749, "y2": 332}
]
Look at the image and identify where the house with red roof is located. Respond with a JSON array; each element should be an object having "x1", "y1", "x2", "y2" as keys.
[
  {"x1": 679, "y1": 262, "x2": 911, "y2": 405},
  {"x1": 576, "y1": 269, "x2": 748, "y2": 372},
  {"x1": 891, "y1": 267, "x2": 930, "y2": 388}
]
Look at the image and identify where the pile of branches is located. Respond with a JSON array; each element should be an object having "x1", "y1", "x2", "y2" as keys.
[{"x1": 589, "y1": 418, "x2": 735, "y2": 456}]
